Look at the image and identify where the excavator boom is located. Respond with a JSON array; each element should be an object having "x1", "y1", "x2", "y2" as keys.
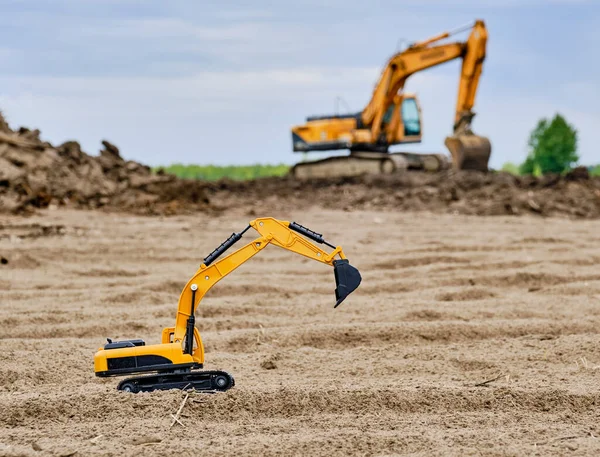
[
  {"x1": 172, "y1": 218, "x2": 361, "y2": 343},
  {"x1": 94, "y1": 218, "x2": 361, "y2": 393}
]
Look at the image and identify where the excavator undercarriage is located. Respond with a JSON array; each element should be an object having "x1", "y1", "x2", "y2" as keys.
[
  {"x1": 116, "y1": 369, "x2": 235, "y2": 393},
  {"x1": 290, "y1": 151, "x2": 449, "y2": 179}
]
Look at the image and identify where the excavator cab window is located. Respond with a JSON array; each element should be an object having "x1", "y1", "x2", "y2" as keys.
[{"x1": 402, "y1": 98, "x2": 421, "y2": 136}]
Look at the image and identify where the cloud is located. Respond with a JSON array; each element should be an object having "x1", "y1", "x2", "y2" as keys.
[
  {"x1": 0, "y1": 1, "x2": 597, "y2": 168},
  {"x1": 395, "y1": 71, "x2": 598, "y2": 168},
  {"x1": 1, "y1": 58, "x2": 597, "y2": 169},
  {"x1": 0, "y1": 66, "x2": 380, "y2": 164},
  {"x1": 409, "y1": 0, "x2": 593, "y2": 5},
  {"x1": 81, "y1": 18, "x2": 257, "y2": 41},
  {"x1": 0, "y1": 47, "x2": 15, "y2": 61}
]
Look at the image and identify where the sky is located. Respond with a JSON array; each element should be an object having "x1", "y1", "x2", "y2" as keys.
[{"x1": 0, "y1": 0, "x2": 598, "y2": 169}]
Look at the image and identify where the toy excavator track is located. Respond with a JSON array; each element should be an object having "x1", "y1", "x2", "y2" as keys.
[{"x1": 117, "y1": 370, "x2": 235, "y2": 393}]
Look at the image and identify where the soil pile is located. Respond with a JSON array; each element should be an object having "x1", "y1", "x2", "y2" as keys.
[
  {"x1": 0, "y1": 112, "x2": 209, "y2": 215},
  {"x1": 2, "y1": 111, "x2": 599, "y2": 218},
  {"x1": 207, "y1": 167, "x2": 600, "y2": 218}
]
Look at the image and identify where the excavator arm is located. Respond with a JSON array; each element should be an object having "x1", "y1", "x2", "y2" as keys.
[
  {"x1": 454, "y1": 20, "x2": 487, "y2": 132},
  {"x1": 94, "y1": 217, "x2": 361, "y2": 393},
  {"x1": 363, "y1": 20, "x2": 488, "y2": 145},
  {"x1": 172, "y1": 217, "x2": 362, "y2": 344},
  {"x1": 363, "y1": 42, "x2": 466, "y2": 142}
]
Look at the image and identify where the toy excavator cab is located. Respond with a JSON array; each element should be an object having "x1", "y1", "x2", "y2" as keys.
[{"x1": 103, "y1": 338, "x2": 145, "y2": 350}]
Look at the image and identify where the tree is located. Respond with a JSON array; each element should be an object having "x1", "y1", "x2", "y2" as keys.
[{"x1": 520, "y1": 114, "x2": 578, "y2": 175}]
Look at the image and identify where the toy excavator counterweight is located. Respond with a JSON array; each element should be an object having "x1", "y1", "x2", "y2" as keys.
[{"x1": 94, "y1": 218, "x2": 361, "y2": 393}]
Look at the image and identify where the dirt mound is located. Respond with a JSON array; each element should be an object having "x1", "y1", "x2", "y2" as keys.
[
  {"x1": 2, "y1": 110, "x2": 599, "y2": 218},
  {"x1": 0, "y1": 114, "x2": 209, "y2": 215},
  {"x1": 207, "y1": 167, "x2": 600, "y2": 218}
]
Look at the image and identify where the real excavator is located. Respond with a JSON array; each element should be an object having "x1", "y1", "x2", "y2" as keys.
[
  {"x1": 290, "y1": 20, "x2": 491, "y2": 178},
  {"x1": 94, "y1": 217, "x2": 362, "y2": 393}
]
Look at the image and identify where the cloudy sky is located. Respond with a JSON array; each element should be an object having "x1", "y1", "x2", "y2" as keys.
[{"x1": 0, "y1": 0, "x2": 597, "y2": 168}]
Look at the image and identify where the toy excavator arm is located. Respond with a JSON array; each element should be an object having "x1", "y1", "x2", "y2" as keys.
[
  {"x1": 172, "y1": 217, "x2": 361, "y2": 343},
  {"x1": 362, "y1": 20, "x2": 487, "y2": 141}
]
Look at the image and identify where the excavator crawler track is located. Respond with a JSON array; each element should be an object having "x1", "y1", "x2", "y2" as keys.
[
  {"x1": 290, "y1": 151, "x2": 448, "y2": 179},
  {"x1": 117, "y1": 370, "x2": 235, "y2": 393}
]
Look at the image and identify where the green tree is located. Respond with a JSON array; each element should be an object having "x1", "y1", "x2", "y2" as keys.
[{"x1": 520, "y1": 114, "x2": 578, "y2": 175}]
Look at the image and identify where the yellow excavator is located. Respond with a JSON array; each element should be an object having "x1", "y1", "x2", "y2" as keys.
[
  {"x1": 290, "y1": 20, "x2": 491, "y2": 178},
  {"x1": 94, "y1": 217, "x2": 361, "y2": 393}
]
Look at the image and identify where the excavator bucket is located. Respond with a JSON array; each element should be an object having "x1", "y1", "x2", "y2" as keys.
[
  {"x1": 444, "y1": 134, "x2": 491, "y2": 171},
  {"x1": 333, "y1": 259, "x2": 362, "y2": 308}
]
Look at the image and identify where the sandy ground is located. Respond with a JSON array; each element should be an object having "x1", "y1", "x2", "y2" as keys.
[{"x1": 1, "y1": 208, "x2": 599, "y2": 456}]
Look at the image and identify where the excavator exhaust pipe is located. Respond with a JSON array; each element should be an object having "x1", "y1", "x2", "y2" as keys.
[
  {"x1": 444, "y1": 134, "x2": 491, "y2": 172},
  {"x1": 333, "y1": 259, "x2": 362, "y2": 308}
]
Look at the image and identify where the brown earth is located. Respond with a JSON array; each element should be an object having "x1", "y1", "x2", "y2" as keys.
[
  {"x1": 2, "y1": 112, "x2": 600, "y2": 219},
  {"x1": 204, "y1": 168, "x2": 600, "y2": 218},
  {"x1": 0, "y1": 112, "x2": 210, "y2": 215},
  {"x1": 1, "y1": 208, "x2": 599, "y2": 456}
]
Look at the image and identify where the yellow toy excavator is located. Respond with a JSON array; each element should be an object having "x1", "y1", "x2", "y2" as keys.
[
  {"x1": 94, "y1": 217, "x2": 361, "y2": 393},
  {"x1": 290, "y1": 20, "x2": 491, "y2": 178}
]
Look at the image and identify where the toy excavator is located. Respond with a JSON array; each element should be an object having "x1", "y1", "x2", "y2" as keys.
[
  {"x1": 94, "y1": 217, "x2": 361, "y2": 393},
  {"x1": 290, "y1": 19, "x2": 491, "y2": 178}
]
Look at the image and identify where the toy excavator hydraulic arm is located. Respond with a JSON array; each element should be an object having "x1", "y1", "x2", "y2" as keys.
[
  {"x1": 173, "y1": 217, "x2": 361, "y2": 347},
  {"x1": 94, "y1": 217, "x2": 361, "y2": 393}
]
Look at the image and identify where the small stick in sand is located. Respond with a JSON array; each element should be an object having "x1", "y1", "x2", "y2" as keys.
[
  {"x1": 170, "y1": 414, "x2": 185, "y2": 427},
  {"x1": 474, "y1": 373, "x2": 504, "y2": 387},
  {"x1": 170, "y1": 393, "x2": 189, "y2": 428}
]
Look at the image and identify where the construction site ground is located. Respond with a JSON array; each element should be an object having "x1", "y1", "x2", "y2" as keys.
[{"x1": 1, "y1": 207, "x2": 599, "y2": 456}]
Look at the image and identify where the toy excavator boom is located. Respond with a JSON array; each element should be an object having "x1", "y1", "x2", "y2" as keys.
[{"x1": 94, "y1": 217, "x2": 361, "y2": 393}]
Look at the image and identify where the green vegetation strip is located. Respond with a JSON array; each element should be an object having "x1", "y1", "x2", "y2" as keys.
[{"x1": 155, "y1": 164, "x2": 290, "y2": 181}]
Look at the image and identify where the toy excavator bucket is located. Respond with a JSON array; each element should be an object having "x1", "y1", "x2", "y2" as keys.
[
  {"x1": 444, "y1": 134, "x2": 491, "y2": 171},
  {"x1": 333, "y1": 259, "x2": 362, "y2": 308}
]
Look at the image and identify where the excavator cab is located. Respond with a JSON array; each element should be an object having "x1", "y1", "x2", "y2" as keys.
[
  {"x1": 381, "y1": 95, "x2": 423, "y2": 145},
  {"x1": 292, "y1": 94, "x2": 424, "y2": 154}
]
